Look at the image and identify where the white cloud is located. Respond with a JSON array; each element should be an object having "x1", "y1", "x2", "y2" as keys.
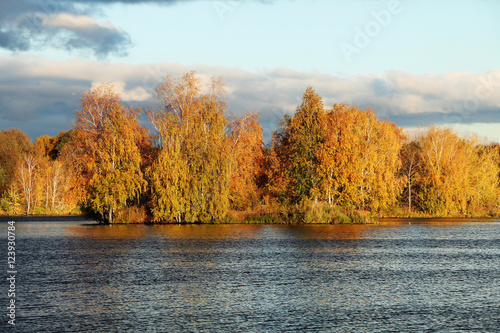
[
  {"x1": 90, "y1": 81, "x2": 152, "y2": 102},
  {"x1": 404, "y1": 123, "x2": 500, "y2": 144},
  {"x1": 1, "y1": 56, "x2": 499, "y2": 141},
  {"x1": 44, "y1": 13, "x2": 115, "y2": 31}
]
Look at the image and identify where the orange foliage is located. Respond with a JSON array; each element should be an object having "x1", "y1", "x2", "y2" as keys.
[
  {"x1": 2, "y1": 77, "x2": 500, "y2": 221},
  {"x1": 228, "y1": 112, "x2": 265, "y2": 210}
]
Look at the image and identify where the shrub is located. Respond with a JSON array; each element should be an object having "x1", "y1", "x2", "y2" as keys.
[{"x1": 114, "y1": 206, "x2": 148, "y2": 224}]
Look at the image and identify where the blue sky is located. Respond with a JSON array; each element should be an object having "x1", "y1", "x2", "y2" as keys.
[
  {"x1": 104, "y1": 0, "x2": 499, "y2": 75},
  {"x1": 1, "y1": 0, "x2": 499, "y2": 142}
]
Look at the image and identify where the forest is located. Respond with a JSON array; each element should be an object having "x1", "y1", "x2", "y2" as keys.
[{"x1": 1, "y1": 71, "x2": 499, "y2": 223}]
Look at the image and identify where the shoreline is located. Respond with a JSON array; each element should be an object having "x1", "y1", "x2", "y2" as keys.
[
  {"x1": 1, "y1": 214, "x2": 499, "y2": 225},
  {"x1": 0, "y1": 215, "x2": 89, "y2": 223}
]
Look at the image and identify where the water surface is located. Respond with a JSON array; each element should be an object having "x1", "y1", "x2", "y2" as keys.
[{"x1": 1, "y1": 218, "x2": 500, "y2": 332}]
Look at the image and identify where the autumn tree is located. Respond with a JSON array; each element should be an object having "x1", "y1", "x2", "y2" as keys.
[
  {"x1": 19, "y1": 153, "x2": 38, "y2": 215},
  {"x1": 227, "y1": 112, "x2": 265, "y2": 210},
  {"x1": 399, "y1": 140, "x2": 421, "y2": 212},
  {"x1": 415, "y1": 127, "x2": 500, "y2": 216},
  {"x1": 34, "y1": 136, "x2": 53, "y2": 213},
  {"x1": 316, "y1": 103, "x2": 355, "y2": 207},
  {"x1": 68, "y1": 84, "x2": 146, "y2": 223},
  {"x1": 148, "y1": 71, "x2": 232, "y2": 223},
  {"x1": 31, "y1": 134, "x2": 73, "y2": 214},
  {"x1": 268, "y1": 91, "x2": 405, "y2": 213},
  {"x1": 0, "y1": 129, "x2": 32, "y2": 197},
  {"x1": 466, "y1": 143, "x2": 499, "y2": 213},
  {"x1": 317, "y1": 104, "x2": 405, "y2": 211},
  {"x1": 52, "y1": 130, "x2": 75, "y2": 160},
  {"x1": 0, "y1": 129, "x2": 36, "y2": 214},
  {"x1": 34, "y1": 135, "x2": 57, "y2": 160},
  {"x1": 46, "y1": 161, "x2": 67, "y2": 212},
  {"x1": 352, "y1": 111, "x2": 405, "y2": 211},
  {"x1": 265, "y1": 115, "x2": 292, "y2": 203},
  {"x1": 416, "y1": 127, "x2": 469, "y2": 215},
  {"x1": 283, "y1": 87, "x2": 326, "y2": 203}
]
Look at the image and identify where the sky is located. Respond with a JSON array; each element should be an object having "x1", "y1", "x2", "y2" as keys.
[{"x1": 0, "y1": 0, "x2": 499, "y2": 143}]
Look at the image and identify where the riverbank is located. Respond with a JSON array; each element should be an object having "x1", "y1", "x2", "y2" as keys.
[
  {"x1": 2, "y1": 204, "x2": 499, "y2": 225},
  {"x1": 222, "y1": 202, "x2": 500, "y2": 225},
  {"x1": 0, "y1": 215, "x2": 89, "y2": 223},
  {"x1": 222, "y1": 203, "x2": 376, "y2": 225}
]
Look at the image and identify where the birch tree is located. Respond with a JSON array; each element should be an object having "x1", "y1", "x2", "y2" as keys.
[
  {"x1": 19, "y1": 154, "x2": 37, "y2": 215},
  {"x1": 318, "y1": 104, "x2": 405, "y2": 211},
  {"x1": 70, "y1": 84, "x2": 146, "y2": 223},
  {"x1": 148, "y1": 71, "x2": 232, "y2": 223},
  {"x1": 285, "y1": 87, "x2": 326, "y2": 203},
  {"x1": 227, "y1": 112, "x2": 265, "y2": 210}
]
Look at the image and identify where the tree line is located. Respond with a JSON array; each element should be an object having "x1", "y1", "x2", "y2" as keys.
[{"x1": 1, "y1": 72, "x2": 499, "y2": 223}]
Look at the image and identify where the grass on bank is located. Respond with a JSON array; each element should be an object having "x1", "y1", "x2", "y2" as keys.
[
  {"x1": 378, "y1": 205, "x2": 500, "y2": 219},
  {"x1": 224, "y1": 200, "x2": 375, "y2": 225}
]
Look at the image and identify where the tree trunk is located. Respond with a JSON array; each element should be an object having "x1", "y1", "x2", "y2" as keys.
[
  {"x1": 408, "y1": 177, "x2": 412, "y2": 212},
  {"x1": 46, "y1": 171, "x2": 49, "y2": 211}
]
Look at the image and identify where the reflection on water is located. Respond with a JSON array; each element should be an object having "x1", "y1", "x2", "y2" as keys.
[{"x1": 1, "y1": 219, "x2": 500, "y2": 332}]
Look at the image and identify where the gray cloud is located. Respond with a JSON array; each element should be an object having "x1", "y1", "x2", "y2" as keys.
[
  {"x1": 0, "y1": 0, "x2": 131, "y2": 57},
  {"x1": 0, "y1": 32, "x2": 28, "y2": 51},
  {"x1": 1, "y1": 57, "x2": 499, "y2": 141},
  {"x1": 65, "y1": 0, "x2": 184, "y2": 3},
  {"x1": 62, "y1": 0, "x2": 268, "y2": 3},
  {"x1": 0, "y1": 0, "x2": 276, "y2": 57}
]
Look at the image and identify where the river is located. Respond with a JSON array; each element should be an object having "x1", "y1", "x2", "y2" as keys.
[{"x1": 1, "y1": 217, "x2": 500, "y2": 332}]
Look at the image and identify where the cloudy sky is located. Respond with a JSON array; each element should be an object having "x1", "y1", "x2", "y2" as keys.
[{"x1": 1, "y1": 0, "x2": 499, "y2": 142}]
